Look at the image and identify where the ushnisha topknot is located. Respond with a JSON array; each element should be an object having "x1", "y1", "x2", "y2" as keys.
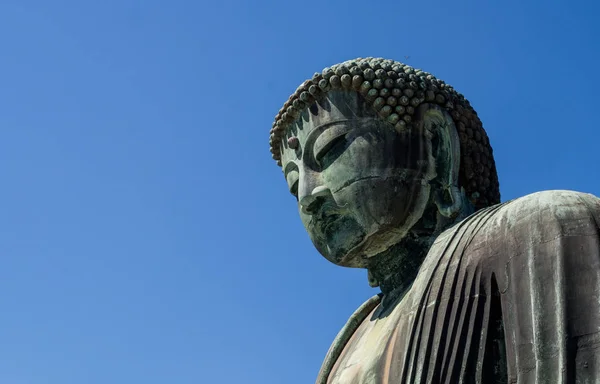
[{"x1": 269, "y1": 57, "x2": 500, "y2": 210}]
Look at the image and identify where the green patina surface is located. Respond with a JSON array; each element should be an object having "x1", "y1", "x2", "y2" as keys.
[{"x1": 270, "y1": 57, "x2": 600, "y2": 384}]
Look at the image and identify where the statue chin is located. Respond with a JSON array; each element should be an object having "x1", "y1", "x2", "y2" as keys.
[
  {"x1": 313, "y1": 222, "x2": 411, "y2": 268},
  {"x1": 310, "y1": 216, "x2": 368, "y2": 267}
]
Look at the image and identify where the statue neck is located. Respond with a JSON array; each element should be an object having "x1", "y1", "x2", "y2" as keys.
[
  {"x1": 366, "y1": 232, "x2": 432, "y2": 301},
  {"x1": 368, "y1": 233, "x2": 434, "y2": 296},
  {"x1": 367, "y1": 192, "x2": 474, "y2": 305}
]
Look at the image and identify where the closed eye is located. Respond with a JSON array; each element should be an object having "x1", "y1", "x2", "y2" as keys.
[
  {"x1": 315, "y1": 134, "x2": 348, "y2": 167},
  {"x1": 312, "y1": 122, "x2": 354, "y2": 168}
]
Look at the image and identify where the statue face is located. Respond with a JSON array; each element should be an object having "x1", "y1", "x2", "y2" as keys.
[{"x1": 280, "y1": 91, "x2": 435, "y2": 268}]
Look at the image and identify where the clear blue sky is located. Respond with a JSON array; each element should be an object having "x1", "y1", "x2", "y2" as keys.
[{"x1": 0, "y1": 0, "x2": 598, "y2": 383}]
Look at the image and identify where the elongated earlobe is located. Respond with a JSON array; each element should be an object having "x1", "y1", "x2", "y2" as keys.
[{"x1": 417, "y1": 104, "x2": 463, "y2": 218}]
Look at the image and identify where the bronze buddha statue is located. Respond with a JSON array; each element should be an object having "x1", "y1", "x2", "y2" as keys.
[{"x1": 269, "y1": 57, "x2": 600, "y2": 383}]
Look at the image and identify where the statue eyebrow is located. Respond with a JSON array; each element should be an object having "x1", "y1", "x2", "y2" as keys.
[
  {"x1": 307, "y1": 117, "x2": 373, "y2": 141},
  {"x1": 303, "y1": 119, "x2": 352, "y2": 153},
  {"x1": 311, "y1": 119, "x2": 352, "y2": 131}
]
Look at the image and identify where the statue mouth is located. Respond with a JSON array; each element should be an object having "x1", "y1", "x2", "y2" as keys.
[
  {"x1": 320, "y1": 212, "x2": 341, "y2": 235},
  {"x1": 303, "y1": 199, "x2": 368, "y2": 266},
  {"x1": 316, "y1": 211, "x2": 368, "y2": 266},
  {"x1": 308, "y1": 199, "x2": 344, "y2": 233}
]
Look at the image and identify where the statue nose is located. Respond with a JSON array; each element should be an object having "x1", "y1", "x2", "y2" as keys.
[{"x1": 300, "y1": 185, "x2": 331, "y2": 214}]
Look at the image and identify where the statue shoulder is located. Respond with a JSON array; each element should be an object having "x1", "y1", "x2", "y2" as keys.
[
  {"x1": 506, "y1": 189, "x2": 600, "y2": 212},
  {"x1": 461, "y1": 189, "x2": 600, "y2": 242},
  {"x1": 448, "y1": 189, "x2": 600, "y2": 277},
  {"x1": 432, "y1": 190, "x2": 600, "y2": 272},
  {"x1": 493, "y1": 190, "x2": 600, "y2": 226}
]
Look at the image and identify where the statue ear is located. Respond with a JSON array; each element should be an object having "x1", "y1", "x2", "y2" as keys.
[{"x1": 417, "y1": 104, "x2": 463, "y2": 218}]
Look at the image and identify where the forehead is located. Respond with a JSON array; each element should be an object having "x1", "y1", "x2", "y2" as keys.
[{"x1": 280, "y1": 91, "x2": 377, "y2": 164}]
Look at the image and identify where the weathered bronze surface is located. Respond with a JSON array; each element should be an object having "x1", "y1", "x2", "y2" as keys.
[{"x1": 270, "y1": 57, "x2": 600, "y2": 383}]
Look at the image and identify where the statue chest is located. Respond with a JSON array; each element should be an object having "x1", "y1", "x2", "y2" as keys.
[{"x1": 327, "y1": 296, "x2": 410, "y2": 384}]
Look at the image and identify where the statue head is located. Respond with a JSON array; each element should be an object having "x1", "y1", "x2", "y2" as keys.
[{"x1": 269, "y1": 58, "x2": 500, "y2": 270}]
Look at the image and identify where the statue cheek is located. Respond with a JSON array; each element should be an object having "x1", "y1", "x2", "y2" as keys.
[
  {"x1": 348, "y1": 177, "x2": 423, "y2": 232},
  {"x1": 346, "y1": 138, "x2": 393, "y2": 174},
  {"x1": 332, "y1": 179, "x2": 391, "y2": 227}
]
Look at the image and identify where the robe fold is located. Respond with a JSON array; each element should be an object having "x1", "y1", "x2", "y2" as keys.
[{"x1": 317, "y1": 190, "x2": 600, "y2": 384}]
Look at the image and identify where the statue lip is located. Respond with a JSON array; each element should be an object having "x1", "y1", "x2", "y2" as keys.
[
  {"x1": 312, "y1": 205, "x2": 339, "y2": 232},
  {"x1": 321, "y1": 213, "x2": 342, "y2": 235}
]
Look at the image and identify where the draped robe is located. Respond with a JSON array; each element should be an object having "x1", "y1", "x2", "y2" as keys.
[{"x1": 317, "y1": 190, "x2": 600, "y2": 384}]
